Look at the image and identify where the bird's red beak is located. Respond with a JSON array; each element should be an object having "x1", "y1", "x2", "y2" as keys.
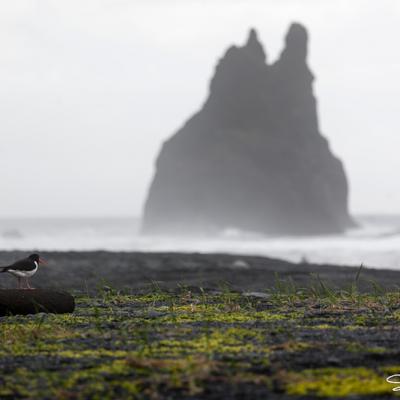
[{"x1": 39, "y1": 257, "x2": 47, "y2": 265}]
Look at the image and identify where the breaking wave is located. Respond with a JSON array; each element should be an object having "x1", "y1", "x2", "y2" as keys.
[{"x1": 1, "y1": 215, "x2": 400, "y2": 269}]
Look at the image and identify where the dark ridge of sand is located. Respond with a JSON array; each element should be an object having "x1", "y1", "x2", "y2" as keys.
[{"x1": 0, "y1": 251, "x2": 398, "y2": 293}]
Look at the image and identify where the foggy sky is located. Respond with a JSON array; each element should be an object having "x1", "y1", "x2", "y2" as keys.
[{"x1": 1, "y1": 0, "x2": 400, "y2": 217}]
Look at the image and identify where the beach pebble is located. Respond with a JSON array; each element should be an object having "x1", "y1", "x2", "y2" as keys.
[
  {"x1": 230, "y1": 259, "x2": 250, "y2": 269},
  {"x1": 243, "y1": 292, "x2": 270, "y2": 299}
]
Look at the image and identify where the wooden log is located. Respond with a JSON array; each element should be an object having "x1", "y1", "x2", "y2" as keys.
[{"x1": 0, "y1": 290, "x2": 75, "y2": 316}]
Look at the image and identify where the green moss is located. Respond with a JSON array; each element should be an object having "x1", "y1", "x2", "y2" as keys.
[
  {"x1": 345, "y1": 342, "x2": 387, "y2": 354},
  {"x1": 309, "y1": 324, "x2": 338, "y2": 330},
  {"x1": 57, "y1": 349, "x2": 130, "y2": 359},
  {"x1": 154, "y1": 304, "x2": 287, "y2": 324},
  {"x1": 1, "y1": 287, "x2": 399, "y2": 398},
  {"x1": 285, "y1": 367, "x2": 396, "y2": 397},
  {"x1": 152, "y1": 327, "x2": 269, "y2": 359}
]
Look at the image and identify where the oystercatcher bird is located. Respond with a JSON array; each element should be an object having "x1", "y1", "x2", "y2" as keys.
[{"x1": 0, "y1": 254, "x2": 46, "y2": 289}]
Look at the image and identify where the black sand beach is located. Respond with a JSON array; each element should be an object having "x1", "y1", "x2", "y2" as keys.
[{"x1": 0, "y1": 251, "x2": 398, "y2": 292}]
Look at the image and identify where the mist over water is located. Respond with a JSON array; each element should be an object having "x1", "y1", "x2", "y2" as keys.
[{"x1": 1, "y1": 215, "x2": 400, "y2": 270}]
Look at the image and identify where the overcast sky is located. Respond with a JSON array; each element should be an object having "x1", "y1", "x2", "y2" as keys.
[{"x1": 1, "y1": 0, "x2": 400, "y2": 217}]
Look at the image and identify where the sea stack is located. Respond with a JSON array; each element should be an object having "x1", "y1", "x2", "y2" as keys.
[{"x1": 142, "y1": 23, "x2": 354, "y2": 236}]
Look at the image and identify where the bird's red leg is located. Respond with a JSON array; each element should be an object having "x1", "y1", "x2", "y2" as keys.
[
  {"x1": 17, "y1": 277, "x2": 22, "y2": 289},
  {"x1": 26, "y1": 278, "x2": 34, "y2": 290}
]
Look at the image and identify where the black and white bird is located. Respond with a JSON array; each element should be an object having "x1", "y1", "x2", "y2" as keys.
[{"x1": 0, "y1": 254, "x2": 46, "y2": 289}]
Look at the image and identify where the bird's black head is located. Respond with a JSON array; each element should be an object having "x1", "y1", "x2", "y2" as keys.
[
  {"x1": 28, "y1": 254, "x2": 40, "y2": 262},
  {"x1": 28, "y1": 254, "x2": 46, "y2": 265}
]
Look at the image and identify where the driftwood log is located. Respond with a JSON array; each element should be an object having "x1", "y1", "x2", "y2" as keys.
[{"x1": 0, "y1": 290, "x2": 75, "y2": 316}]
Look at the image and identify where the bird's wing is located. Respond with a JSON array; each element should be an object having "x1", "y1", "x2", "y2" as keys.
[{"x1": 7, "y1": 259, "x2": 36, "y2": 271}]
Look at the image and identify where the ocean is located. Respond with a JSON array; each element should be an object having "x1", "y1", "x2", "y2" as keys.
[{"x1": 0, "y1": 215, "x2": 400, "y2": 270}]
